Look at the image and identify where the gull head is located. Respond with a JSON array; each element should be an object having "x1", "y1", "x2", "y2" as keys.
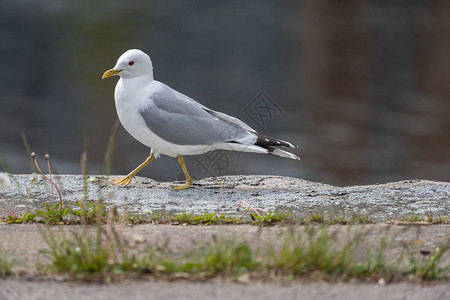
[{"x1": 102, "y1": 49, "x2": 153, "y2": 80}]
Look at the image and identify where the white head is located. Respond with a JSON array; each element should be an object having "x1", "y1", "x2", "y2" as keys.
[{"x1": 102, "y1": 49, "x2": 154, "y2": 80}]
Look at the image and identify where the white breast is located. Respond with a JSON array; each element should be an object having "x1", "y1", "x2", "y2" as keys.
[{"x1": 114, "y1": 79, "x2": 216, "y2": 157}]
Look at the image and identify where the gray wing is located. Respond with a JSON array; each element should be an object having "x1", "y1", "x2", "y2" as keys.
[{"x1": 139, "y1": 84, "x2": 255, "y2": 146}]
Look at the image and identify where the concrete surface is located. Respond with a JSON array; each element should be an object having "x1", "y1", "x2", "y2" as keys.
[
  {"x1": 1, "y1": 224, "x2": 449, "y2": 273},
  {"x1": 1, "y1": 224, "x2": 449, "y2": 299},
  {"x1": 1, "y1": 279, "x2": 449, "y2": 300}
]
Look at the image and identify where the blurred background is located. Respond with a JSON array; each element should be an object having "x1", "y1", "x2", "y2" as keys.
[{"x1": 0, "y1": 0, "x2": 449, "y2": 186}]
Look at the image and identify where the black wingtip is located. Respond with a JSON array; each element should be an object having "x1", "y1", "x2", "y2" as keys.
[{"x1": 255, "y1": 133, "x2": 297, "y2": 148}]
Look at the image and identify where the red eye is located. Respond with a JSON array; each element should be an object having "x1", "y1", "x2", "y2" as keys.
[{"x1": 128, "y1": 61, "x2": 134, "y2": 66}]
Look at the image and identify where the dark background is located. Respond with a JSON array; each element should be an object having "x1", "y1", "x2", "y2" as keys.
[{"x1": 0, "y1": 0, "x2": 449, "y2": 186}]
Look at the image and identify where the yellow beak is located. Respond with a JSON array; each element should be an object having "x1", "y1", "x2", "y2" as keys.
[{"x1": 102, "y1": 68, "x2": 121, "y2": 79}]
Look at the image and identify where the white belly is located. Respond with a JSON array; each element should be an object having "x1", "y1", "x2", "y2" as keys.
[{"x1": 116, "y1": 105, "x2": 215, "y2": 157}]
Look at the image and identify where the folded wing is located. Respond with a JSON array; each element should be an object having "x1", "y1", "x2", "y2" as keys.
[{"x1": 139, "y1": 84, "x2": 256, "y2": 146}]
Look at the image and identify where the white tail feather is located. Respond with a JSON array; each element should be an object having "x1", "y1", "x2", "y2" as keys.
[{"x1": 271, "y1": 148, "x2": 300, "y2": 160}]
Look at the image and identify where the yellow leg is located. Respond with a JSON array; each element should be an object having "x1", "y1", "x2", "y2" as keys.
[
  {"x1": 113, "y1": 153, "x2": 154, "y2": 186},
  {"x1": 173, "y1": 155, "x2": 193, "y2": 190}
]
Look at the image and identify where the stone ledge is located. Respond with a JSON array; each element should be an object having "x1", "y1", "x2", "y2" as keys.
[{"x1": 1, "y1": 174, "x2": 449, "y2": 222}]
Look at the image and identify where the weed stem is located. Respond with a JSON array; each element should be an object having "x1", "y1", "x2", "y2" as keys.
[
  {"x1": 215, "y1": 181, "x2": 224, "y2": 214},
  {"x1": 31, "y1": 153, "x2": 64, "y2": 211},
  {"x1": 0, "y1": 196, "x2": 20, "y2": 219},
  {"x1": 45, "y1": 154, "x2": 55, "y2": 209}
]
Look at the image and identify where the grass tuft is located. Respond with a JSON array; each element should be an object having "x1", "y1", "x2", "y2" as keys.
[
  {"x1": 169, "y1": 212, "x2": 244, "y2": 225},
  {"x1": 250, "y1": 210, "x2": 293, "y2": 225},
  {"x1": 272, "y1": 227, "x2": 361, "y2": 277},
  {"x1": 402, "y1": 238, "x2": 450, "y2": 280},
  {"x1": 309, "y1": 211, "x2": 326, "y2": 223},
  {"x1": 41, "y1": 227, "x2": 134, "y2": 279},
  {"x1": 196, "y1": 240, "x2": 255, "y2": 276},
  {"x1": 400, "y1": 213, "x2": 448, "y2": 224},
  {"x1": 0, "y1": 243, "x2": 13, "y2": 277}
]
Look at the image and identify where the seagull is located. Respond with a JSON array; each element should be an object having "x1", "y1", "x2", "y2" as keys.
[{"x1": 102, "y1": 49, "x2": 299, "y2": 189}]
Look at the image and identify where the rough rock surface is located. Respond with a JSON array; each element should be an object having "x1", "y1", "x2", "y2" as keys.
[{"x1": 1, "y1": 174, "x2": 449, "y2": 221}]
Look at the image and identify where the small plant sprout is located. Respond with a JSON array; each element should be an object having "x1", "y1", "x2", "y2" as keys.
[
  {"x1": 309, "y1": 211, "x2": 325, "y2": 223},
  {"x1": 250, "y1": 210, "x2": 293, "y2": 225},
  {"x1": 0, "y1": 173, "x2": 11, "y2": 190}
]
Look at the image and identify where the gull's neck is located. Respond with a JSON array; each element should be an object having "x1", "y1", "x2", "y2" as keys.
[
  {"x1": 121, "y1": 74, "x2": 154, "y2": 88},
  {"x1": 115, "y1": 73, "x2": 155, "y2": 105}
]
